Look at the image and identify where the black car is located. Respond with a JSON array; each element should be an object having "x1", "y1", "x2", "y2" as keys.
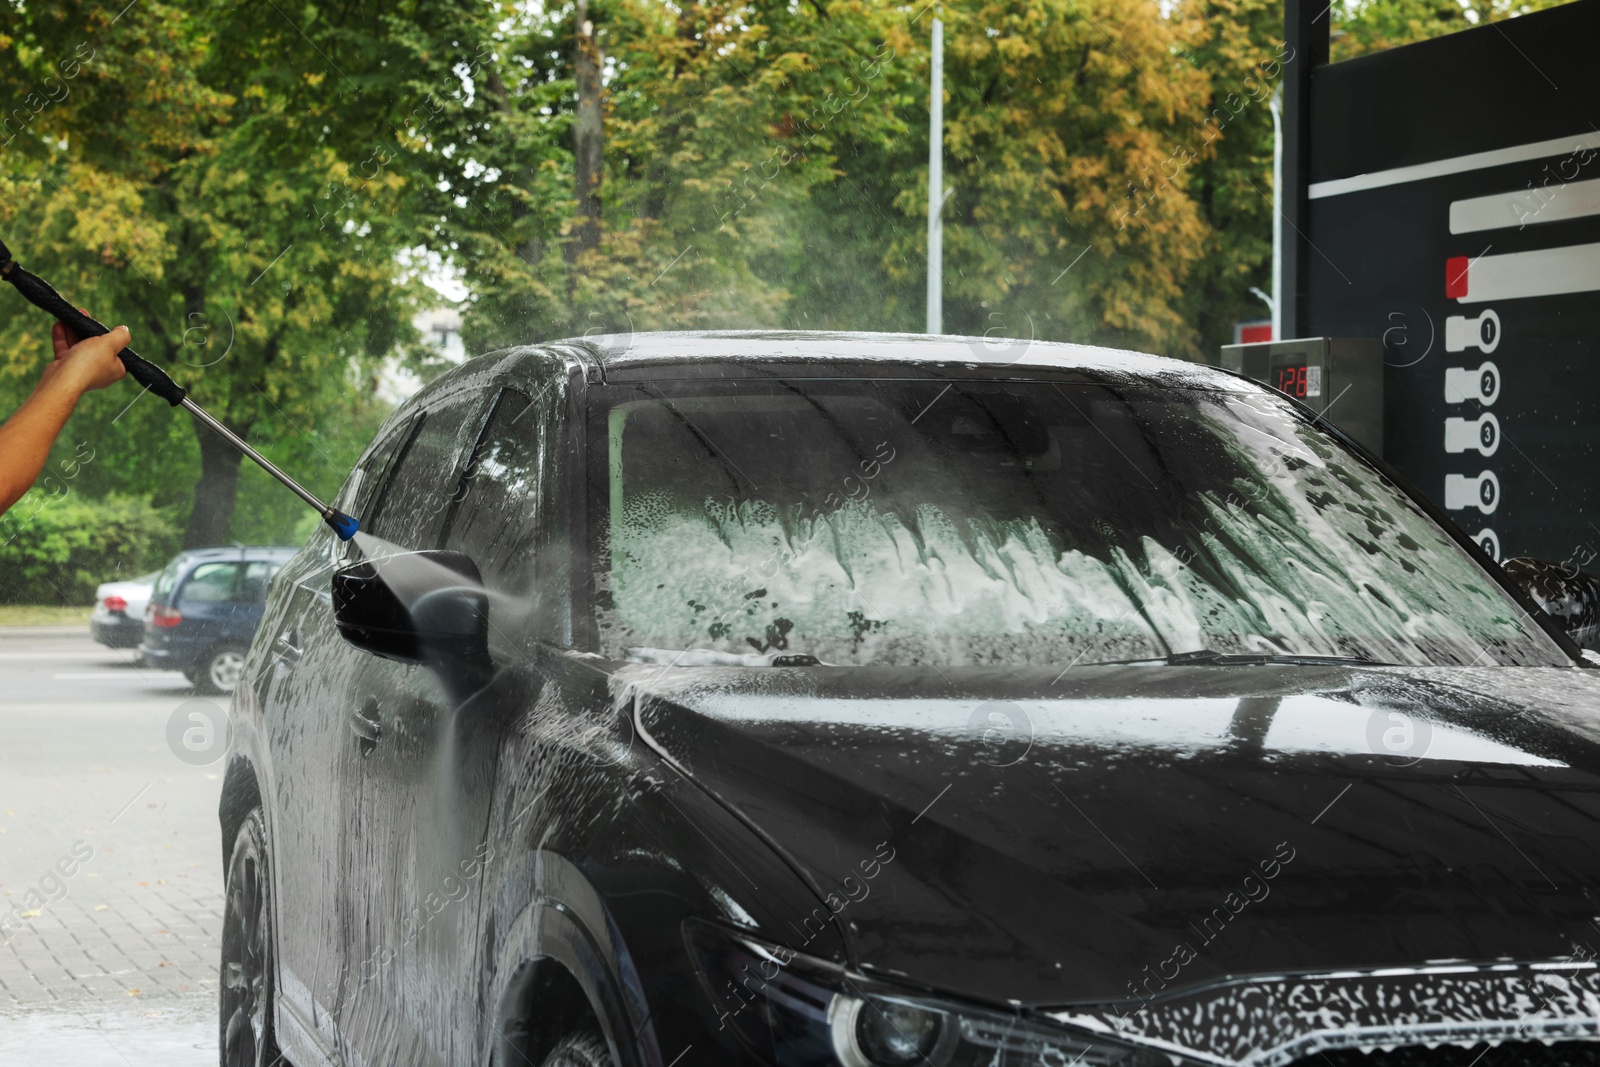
[
  {"x1": 140, "y1": 546, "x2": 295, "y2": 694},
  {"x1": 223, "y1": 332, "x2": 1600, "y2": 1067}
]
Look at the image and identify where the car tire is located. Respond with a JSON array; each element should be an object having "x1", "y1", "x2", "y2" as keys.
[
  {"x1": 196, "y1": 645, "x2": 248, "y2": 695},
  {"x1": 538, "y1": 1032, "x2": 615, "y2": 1067},
  {"x1": 220, "y1": 808, "x2": 283, "y2": 1067}
]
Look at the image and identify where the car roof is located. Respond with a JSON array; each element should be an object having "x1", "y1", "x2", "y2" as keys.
[
  {"x1": 415, "y1": 330, "x2": 1246, "y2": 402},
  {"x1": 561, "y1": 330, "x2": 1234, "y2": 383},
  {"x1": 171, "y1": 546, "x2": 298, "y2": 565}
]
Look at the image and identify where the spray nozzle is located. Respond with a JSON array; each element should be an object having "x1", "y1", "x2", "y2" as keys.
[{"x1": 326, "y1": 510, "x2": 361, "y2": 541}]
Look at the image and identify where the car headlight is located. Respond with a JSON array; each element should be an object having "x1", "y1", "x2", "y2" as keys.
[
  {"x1": 829, "y1": 993, "x2": 955, "y2": 1066},
  {"x1": 684, "y1": 920, "x2": 1188, "y2": 1067}
]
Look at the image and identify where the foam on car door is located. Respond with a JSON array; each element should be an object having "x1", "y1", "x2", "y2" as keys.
[
  {"x1": 452, "y1": 373, "x2": 603, "y2": 1061},
  {"x1": 335, "y1": 392, "x2": 490, "y2": 1065},
  {"x1": 359, "y1": 384, "x2": 564, "y2": 1064},
  {"x1": 262, "y1": 421, "x2": 415, "y2": 1055}
]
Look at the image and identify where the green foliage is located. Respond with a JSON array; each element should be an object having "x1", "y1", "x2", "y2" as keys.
[
  {"x1": 917, "y1": 0, "x2": 1217, "y2": 353},
  {"x1": 1175, "y1": 0, "x2": 1284, "y2": 356},
  {"x1": 0, "y1": 492, "x2": 179, "y2": 604},
  {"x1": 419, "y1": 0, "x2": 1235, "y2": 357},
  {"x1": 1331, "y1": 0, "x2": 1574, "y2": 61},
  {"x1": 0, "y1": 0, "x2": 433, "y2": 547},
  {"x1": 0, "y1": 0, "x2": 1571, "y2": 574},
  {"x1": 224, "y1": 381, "x2": 391, "y2": 546}
]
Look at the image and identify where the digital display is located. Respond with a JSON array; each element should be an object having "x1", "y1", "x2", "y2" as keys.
[{"x1": 1268, "y1": 354, "x2": 1323, "y2": 399}]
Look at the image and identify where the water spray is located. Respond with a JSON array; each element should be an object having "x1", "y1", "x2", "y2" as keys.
[{"x1": 0, "y1": 238, "x2": 360, "y2": 541}]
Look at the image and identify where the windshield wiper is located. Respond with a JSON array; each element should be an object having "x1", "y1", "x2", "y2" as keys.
[
  {"x1": 1074, "y1": 649, "x2": 1387, "y2": 668},
  {"x1": 1165, "y1": 649, "x2": 1384, "y2": 667},
  {"x1": 625, "y1": 647, "x2": 823, "y2": 667}
]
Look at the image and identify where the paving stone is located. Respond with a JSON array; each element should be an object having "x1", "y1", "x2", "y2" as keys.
[{"x1": 0, "y1": 630, "x2": 224, "y2": 1024}]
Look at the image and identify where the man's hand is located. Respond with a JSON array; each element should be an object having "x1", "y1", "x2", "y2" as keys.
[
  {"x1": 40, "y1": 319, "x2": 129, "y2": 395},
  {"x1": 1, "y1": 313, "x2": 133, "y2": 515}
]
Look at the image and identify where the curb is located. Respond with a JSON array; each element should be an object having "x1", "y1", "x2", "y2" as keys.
[{"x1": 0, "y1": 625, "x2": 93, "y2": 638}]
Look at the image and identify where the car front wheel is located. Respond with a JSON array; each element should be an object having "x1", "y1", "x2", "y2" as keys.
[
  {"x1": 220, "y1": 808, "x2": 282, "y2": 1067},
  {"x1": 539, "y1": 1032, "x2": 615, "y2": 1067},
  {"x1": 196, "y1": 645, "x2": 248, "y2": 695}
]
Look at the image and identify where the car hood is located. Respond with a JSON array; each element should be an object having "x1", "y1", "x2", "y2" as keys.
[{"x1": 618, "y1": 662, "x2": 1600, "y2": 1017}]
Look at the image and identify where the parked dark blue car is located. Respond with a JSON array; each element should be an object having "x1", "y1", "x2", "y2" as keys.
[{"x1": 140, "y1": 546, "x2": 296, "y2": 694}]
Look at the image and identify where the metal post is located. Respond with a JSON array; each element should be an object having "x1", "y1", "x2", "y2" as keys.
[
  {"x1": 926, "y1": 15, "x2": 944, "y2": 335},
  {"x1": 1279, "y1": 0, "x2": 1330, "y2": 339},
  {"x1": 1269, "y1": 85, "x2": 1284, "y2": 341}
]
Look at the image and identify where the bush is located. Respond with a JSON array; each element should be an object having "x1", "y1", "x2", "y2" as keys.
[{"x1": 0, "y1": 492, "x2": 180, "y2": 605}]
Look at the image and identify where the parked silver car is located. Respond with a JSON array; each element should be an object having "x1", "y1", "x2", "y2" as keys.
[{"x1": 88, "y1": 570, "x2": 159, "y2": 650}]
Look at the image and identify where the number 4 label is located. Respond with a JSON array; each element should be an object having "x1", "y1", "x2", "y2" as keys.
[{"x1": 1444, "y1": 470, "x2": 1499, "y2": 514}]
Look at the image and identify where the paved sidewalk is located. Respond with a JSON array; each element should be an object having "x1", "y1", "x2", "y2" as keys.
[
  {"x1": 0, "y1": 997, "x2": 214, "y2": 1065},
  {"x1": 0, "y1": 627, "x2": 223, "y2": 1062}
]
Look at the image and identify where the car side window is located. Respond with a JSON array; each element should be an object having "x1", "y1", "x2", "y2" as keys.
[
  {"x1": 364, "y1": 398, "x2": 480, "y2": 550},
  {"x1": 444, "y1": 389, "x2": 540, "y2": 593},
  {"x1": 337, "y1": 416, "x2": 417, "y2": 523},
  {"x1": 179, "y1": 562, "x2": 240, "y2": 604}
]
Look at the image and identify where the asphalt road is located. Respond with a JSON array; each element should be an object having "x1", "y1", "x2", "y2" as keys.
[{"x1": 0, "y1": 626, "x2": 223, "y2": 1065}]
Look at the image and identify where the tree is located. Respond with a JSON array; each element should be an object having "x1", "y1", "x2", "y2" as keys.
[
  {"x1": 4, "y1": 0, "x2": 1549, "y2": 568},
  {"x1": 1331, "y1": 0, "x2": 1573, "y2": 61},
  {"x1": 408, "y1": 0, "x2": 915, "y2": 350},
  {"x1": 425, "y1": 0, "x2": 1232, "y2": 360},
  {"x1": 572, "y1": 0, "x2": 605, "y2": 264},
  {"x1": 893, "y1": 0, "x2": 1215, "y2": 355},
  {"x1": 0, "y1": 1, "x2": 229, "y2": 536},
  {"x1": 1, "y1": 1, "x2": 440, "y2": 546},
  {"x1": 1173, "y1": 0, "x2": 1283, "y2": 356}
]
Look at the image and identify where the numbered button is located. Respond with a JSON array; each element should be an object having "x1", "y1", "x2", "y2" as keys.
[
  {"x1": 1445, "y1": 309, "x2": 1500, "y2": 353},
  {"x1": 1444, "y1": 470, "x2": 1500, "y2": 514},
  {"x1": 1472, "y1": 528, "x2": 1501, "y2": 562},
  {"x1": 1444, "y1": 361, "x2": 1500, "y2": 406},
  {"x1": 1443, "y1": 412, "x2": 1500, "y2": 457}
]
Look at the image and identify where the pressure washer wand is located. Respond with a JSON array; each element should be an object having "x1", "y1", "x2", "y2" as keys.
[{"x1": 0, "y1": 239, "x2": 360, "y2": 541}]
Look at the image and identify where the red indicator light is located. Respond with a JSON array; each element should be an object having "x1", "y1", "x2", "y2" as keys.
[
  {"x1": 1445, "y1": 256, "x2": 1471, "y2": 299},
  {"x1": 103, "y1": 595, "x2": 127, "y2": 613}
]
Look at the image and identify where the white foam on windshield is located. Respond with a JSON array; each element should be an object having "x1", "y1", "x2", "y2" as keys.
[{"x1": 598, "y1": 389, "x2": 1552, "y2": 667}]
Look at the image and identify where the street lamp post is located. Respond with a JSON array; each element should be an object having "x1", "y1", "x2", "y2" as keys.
[
  {"x1": 1268, "y1": 85, "x2": 1283, "y2": 340},
  {"x1": 926, "y1": 14, "x2": 944, "y2": 335}
]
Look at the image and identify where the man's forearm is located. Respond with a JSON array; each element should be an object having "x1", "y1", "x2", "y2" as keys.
[{"x1": 0, "y1": 374, "x2": 85, "y2": 514}]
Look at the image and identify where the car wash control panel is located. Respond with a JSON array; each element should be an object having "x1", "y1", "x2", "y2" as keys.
[
  {"x1": 1440, "y1": 310, "x2": 1502, "y2": 561},
  {"x1": 1301, "y1": 1, "x2": 1600, "y2": 564},
  {"x1": 1217, "y1": 337, "x2": 1385, "y2": 459}
]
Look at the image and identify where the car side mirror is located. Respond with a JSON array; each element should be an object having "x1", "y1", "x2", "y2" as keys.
[
  {"x1": 332, "y1": 549, "x2": 495, "y2": 697},
  {"x1": 1501, "y1": 557, "x2": 1600, "y2": 651}
]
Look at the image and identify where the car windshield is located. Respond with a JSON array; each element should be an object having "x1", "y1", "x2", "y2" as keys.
[{"x1": 591, "y1": 375, "x2": 1564, "y2": 668}]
